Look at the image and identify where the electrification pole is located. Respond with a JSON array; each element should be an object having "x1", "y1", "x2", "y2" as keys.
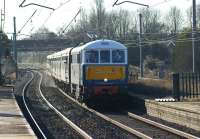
[
  {"x1": 192, "y1": 0, "x2": 196, "y2": 72},
  {"x1": 13, "y1": 17, "x2": 17, "y2": 79},
  {"x1": 139, "y1": 13, "x2": 143, "y2": 78},
  {"x1": 3, "y1": 0, "x2": 5, "y2": 30},
  {"x1": 0, "y1": 33, "x2": 2, "y2": 84},
  {"x1": 0, "y1": 9, "x2": 2, "y2": 31},
  {"x1": 112, "y1": 1, "x2": 148, "y2": 78}
]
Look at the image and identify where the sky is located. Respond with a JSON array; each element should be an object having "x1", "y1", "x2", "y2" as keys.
[{"x1": 0, "y1": 0, "x2": 198, "y2": 39}]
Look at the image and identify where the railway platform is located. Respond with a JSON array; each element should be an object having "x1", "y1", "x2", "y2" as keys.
[
  {"x1": 128, "y1": 92, "x2": 200, "y2": 132},
  {"x1": 145, "y1": 100, "x2": 200, "y2": 131},
  {"x1": 0, "y1": 86, "x2": 37, "y2": 139}
]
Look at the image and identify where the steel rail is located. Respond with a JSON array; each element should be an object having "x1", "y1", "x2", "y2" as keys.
[
  {"x1": 128, "y1": 112, "x2": 200, "y2": 139},
  {"x1": 36, "y1": 71, "x2": 92, "y2": 139},
  {"x1": 57, "y1": 88, "x2": 152, "y2": 139},
  {"x1": 22, "y1": 71, "x2": 47, "y2": 139}
]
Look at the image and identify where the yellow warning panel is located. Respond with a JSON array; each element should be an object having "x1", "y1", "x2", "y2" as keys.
[{"x1": 86, "y1": 66, "x2": 125, "y2": 80}]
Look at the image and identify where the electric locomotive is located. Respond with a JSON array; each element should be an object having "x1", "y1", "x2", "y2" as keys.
[{"x1": 47, "y1": 40, "x2": 128, "y2": 101}]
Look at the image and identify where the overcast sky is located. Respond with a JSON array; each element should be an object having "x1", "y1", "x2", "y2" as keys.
[{"x1": 0, "y1": 0, "x2": 198, "y2": 38}]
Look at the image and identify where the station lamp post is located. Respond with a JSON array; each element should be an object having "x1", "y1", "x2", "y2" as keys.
[{"x1": 113, "y1": 0, "x2": 149, "y2": 78}]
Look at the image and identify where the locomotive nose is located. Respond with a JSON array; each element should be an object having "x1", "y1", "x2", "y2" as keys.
[{"x1": 104, "y1": 78, "x2": 108, "y2": 82}]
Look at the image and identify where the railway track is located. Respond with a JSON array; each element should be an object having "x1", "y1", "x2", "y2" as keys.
[
  {"x1": 57, "y1": 88, "x2": 191, "y2": 139},
  {"x1": 19, "y1": 70, "x2": 200, "y2": 139},
  {"x1": 18, "y1": 70, "x2": 86, "y2": 139},
  {"x1": 40, "y1": 71, "x2": 141, "y2": 138},
  {"x1": 127, "y1": 112, "x2": 200, "y2": 139},
  {"x1": 103, "y1": 111, "x2": 200, "y2": 139},
  {"x1": 37, "y1": 71, "x2": 92, "y2": 139},
  {"x1": 41, "y1": 71, "x2": 200, "y2": 139},
  {"x1": 22, "y1": 71, "x2": 47, "y2": 139}
]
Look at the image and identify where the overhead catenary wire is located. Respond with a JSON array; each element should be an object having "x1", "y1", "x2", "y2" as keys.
[
  {"x1": 17, "y1": 0, "x2": 72, "y2": 35},
  {"x1": 19, "y1": 0, "x2": 55, "y2": 11},
  {"x1": 34, "y1": 0, "x2": 47, "y2": 19},
  {"x1": 113, "y1": 0, "x2": 149, "y2": 7},
  {"x1": 55, "y1": 0, "x2": 72, "y2": 10},
  {"x1": 149, "y1": 0, "x2": 174, "y2": 8},
  {"x1": 18, "y1": 10, "x2": 37, "y2": 34},
  {"x1": 30, "y1": 0, "x2": 47, "y2": 31},
  {"x1": 39, "y1": 0, "x2": 72, "y2": 29},
  {"x1": 61, "y1": 8, "x2": 81, "y2": 34}
]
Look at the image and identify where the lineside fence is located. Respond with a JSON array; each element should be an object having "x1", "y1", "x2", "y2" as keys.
[{"x1": 173, "y1": 73, "x2": 200, "y2": 101}]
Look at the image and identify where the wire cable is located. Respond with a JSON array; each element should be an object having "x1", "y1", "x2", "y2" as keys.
[
  {"x1": 149, "y1": 0, "x2": 174, "y2": 8},
  {"x1": 113, "y1": 0, "x2": 149, "y2": 7},
  {"x1": 55, "y1": 0, "x2": 72, "y2": 10},
  {"x1": 18, "y1": 10, "x2": 37, "y2": 34},
  {"x1": 41, "y1": 0, "x2": 72, "y2": 28},
  {"x1": 19, "y1": 0, "x2": 55, "y2": 11},
  {"x1": 61, "y1": 8, "x2": 81, "y2": 34}
]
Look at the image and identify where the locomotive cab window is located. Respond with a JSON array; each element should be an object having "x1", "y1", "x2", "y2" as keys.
[
  {"x1": 100, "y1": 50, "x2": 110, "y2": 63},
  {"x1": 85, "y1": 50, "x2": 98, "y2": 63},
  {"x1": 112, "y1": 50, "x2": 125, "y2": 63}
]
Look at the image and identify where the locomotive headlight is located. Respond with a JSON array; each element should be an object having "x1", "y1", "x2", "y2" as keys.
[{"x1": 104, "y1": 78, "x2": 108, "y2": 82}]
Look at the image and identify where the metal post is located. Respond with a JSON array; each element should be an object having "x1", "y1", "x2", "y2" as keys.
[
  {"x1": 139, "y1": 13, "x2": 143, "y2": 78},
  {"x1": 0, "y1": 9, "x2": 2, "y2": 31},
  {"x1": 173, "y1": 73, "x2": 180, "y2": 101},
  {"x1": 192, "y1": 0, "x2": 196, "y2": 73},
  {"x1": 13, "y1": 17, "x2": 17, "y2": 79},
  {"x1": 3, "y1": 0, "x2": 5, "y2": 30},
  {"x1": 0, "y1": 34, "x2": 2, "y2": 84}
]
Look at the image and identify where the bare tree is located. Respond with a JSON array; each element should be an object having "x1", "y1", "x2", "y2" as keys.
[
  {"x1": 117, "y1": 9, "x2": 130, "y2": 40},
  {"x1": 104, "y1": 11, "x2": 119, "y2": 39},
  {"x1": 90, "y1": 0, "x2": 106, "y2": 38},
  {"x1": 166, "y1": 6, "x2": 183, "y2": 34},
  {"x1": 187, "y1": 4, "x2": 200, "y2": 28},
  {"x1": 138, "y1": 8, "x2": 164, "y2": 34}
]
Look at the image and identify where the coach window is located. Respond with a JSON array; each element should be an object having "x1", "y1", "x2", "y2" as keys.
[
  {"x1": 77, "y1": 54, "x2": 81, "y2": 63},
  {"x1": 85, "y1": 50, "x2": 98, "y2": 63},
  {"x1": 65, "y1": 56, "x2": 68, "y2": 64},
  {"x1": 100, "y1": 50, "x2": 110, "y2": 63},
  {"x1": 72, "y1": 55, "x2": 77, "y2": 63},
  {"x1": 112, "y1": 50, "x2": 125, "y2": 63}
]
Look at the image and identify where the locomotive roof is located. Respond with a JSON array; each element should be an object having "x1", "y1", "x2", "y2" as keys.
[
  {"x1": 71, "y1": 39, "x2": 126, "y2": 53},
  {"x1": 47, "y1": 40, "x2": 126, "y2": 59}
]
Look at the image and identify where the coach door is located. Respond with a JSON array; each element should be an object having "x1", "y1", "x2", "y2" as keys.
[
  {"x1": 65, "y1": 56, "x2": 69, "y2": 82},
  {"x1": 77, "y1": 53, "x2": 81, "y2": 85}
]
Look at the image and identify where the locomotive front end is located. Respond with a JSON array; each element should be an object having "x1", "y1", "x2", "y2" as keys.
[
  {"x1": 85, "y1": 65, "x2": 127, "y2": 95},
  {"x1": 82, "y1": 40, "x2": 128, "y2": 97}
]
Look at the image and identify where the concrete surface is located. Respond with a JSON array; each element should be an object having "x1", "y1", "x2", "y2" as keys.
[
  {"x1": 145, "y1": 100, "x2": 200, "y2": 131},
  {"x1": 0, "y1": 86, "x2": 37, "y2": 139}
]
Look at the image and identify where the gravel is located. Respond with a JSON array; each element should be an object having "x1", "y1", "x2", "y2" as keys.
[
  {"x1": 15, "y1": 70, "x2": 82, "y2": 139},
  {"x1": 41, "y1": 72, "x2": 139, "y2": 139}
]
